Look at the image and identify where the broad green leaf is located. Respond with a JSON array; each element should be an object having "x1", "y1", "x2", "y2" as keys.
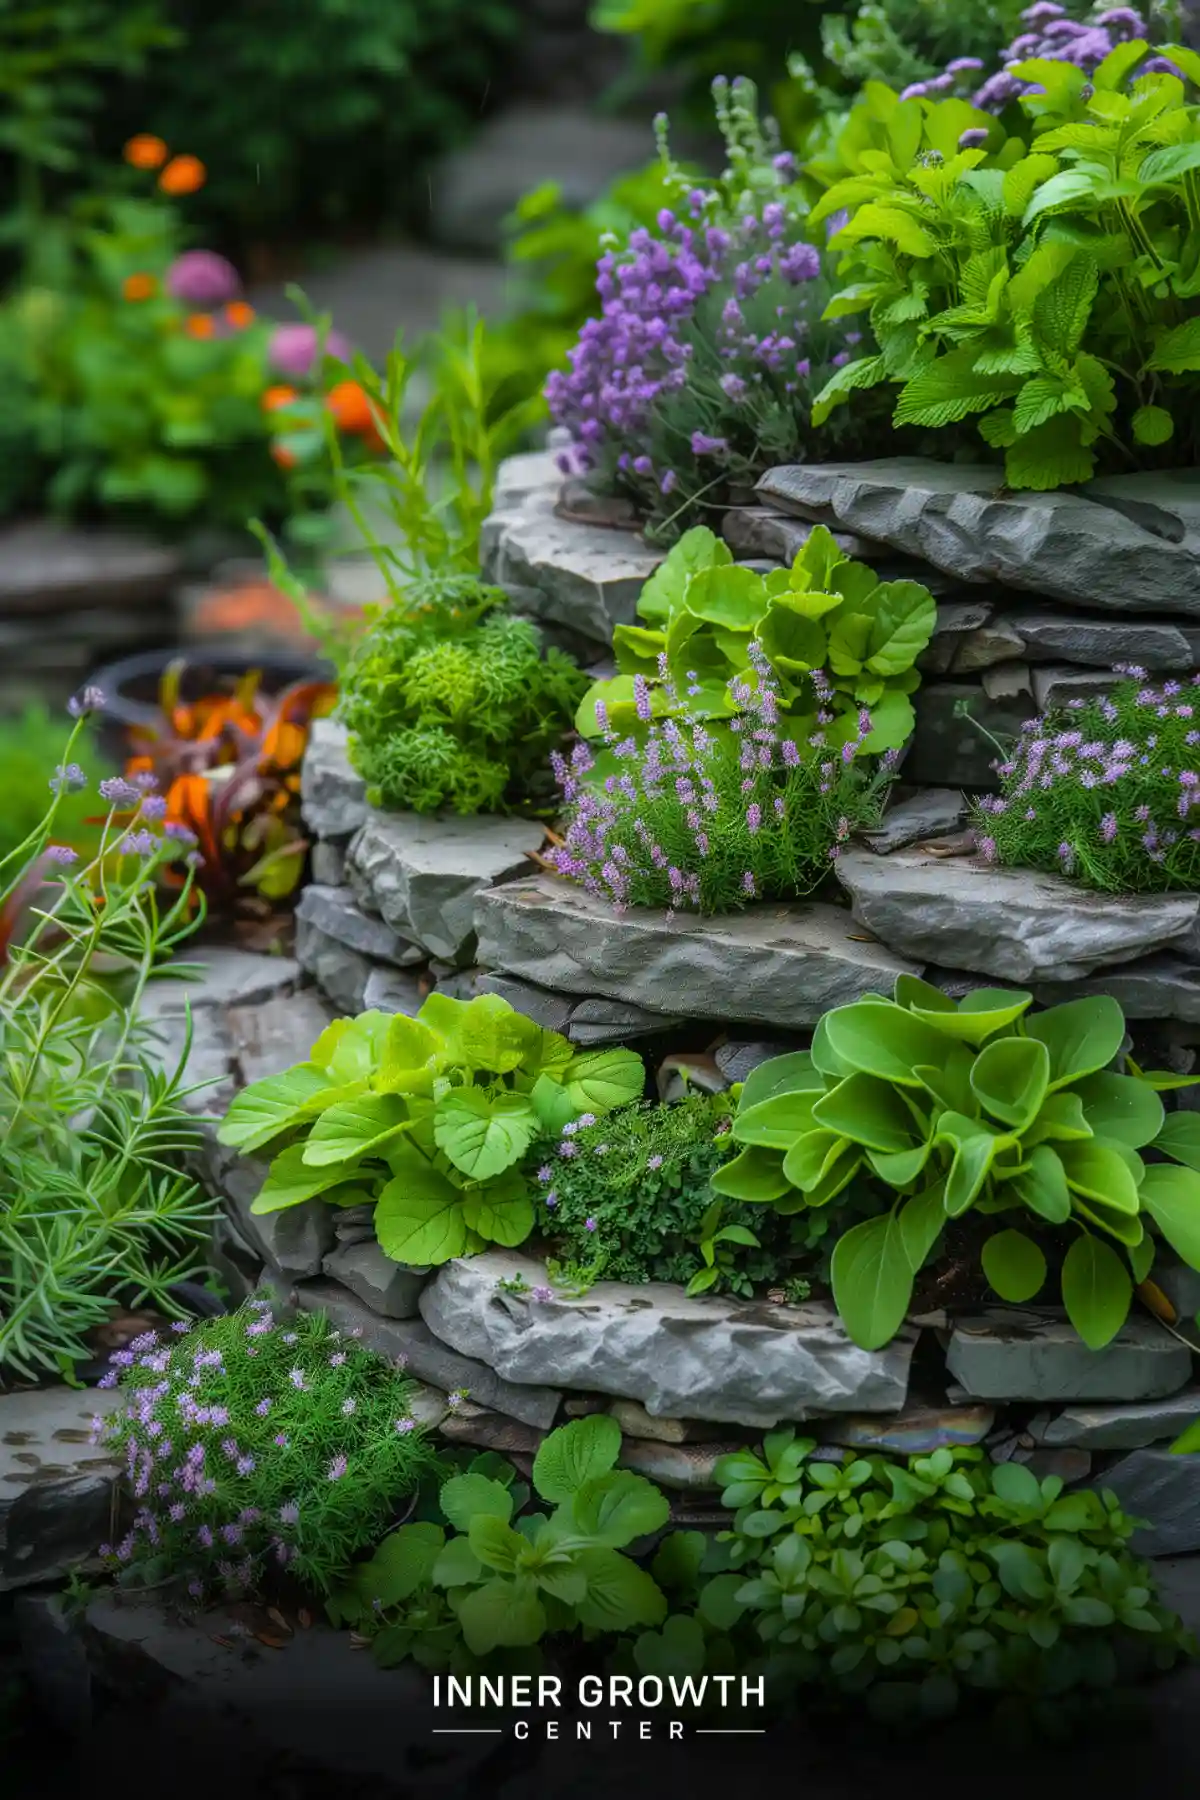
[
  {"x1": 612, "y1": 622, "x2": 669, "y2": 673},
  {"x1": 1025, "y1": 996, "x2": 1125, "y2": 1090},
  {"x1": 439, "y1": 1473, "x2": 515, "y2": 1532},
  {"x1": 302, "y1": 1093, "x2": 411, "y2": 1167},
  {"x1": 757, "y1": 598, "x2": 828, "y2": 674},
  {"x1": 861, "y1": 580, "x2": 937, "y2": 676},
  {"x1": 739, "y1": 1051, "x2": 821, "y2": 1112},
  {"x1": 468, "y1": 1514, "x2": 526, "y2": 1573},
  {"x1": 459, "y1": 1170, "x2": 535, "y2": 1246},
  {"x1": 1128, "y1": 1235, "x2": 1155, "y2": 1284},
  {"x1": 936, "y1": 1114, "x2": 1002, "y2": 1216},
  {"x1": 837, "y1": 200, "x2": 937, "y2": 257},
  {"x1": 1059, "y1": 1139, "x2": 1141, "y2": 1215},
  {"x1": 434, "y1": 1088, "x2": 539, "y2": 1179},
  {"x1": 1074, "y1": 1072, "x2": 1164, "y2": 1149},
  {"x1": 734, "y1": 1089, "x2": 822, "y2": 1150},
  {"x1": 251, "y1": 1142, "x2": 347, "y2": 1214},
  {"x1": 456, "y1": 1577, "x2": 546, "y2": 1655},
  {"x1": 1152, "y1": 1110, "x2": 1200, "y2": 1172},
  {"x1": 1139, "y1": 1162, "x2": 1200, "y2": 1270},
  {"x1": 914, "y1": 1044, "x2": 978, "y2": 1115},
  {"x1": 363, "y1": 1523, "x2": 445, "y2": 1605},
  {"x1": 573, "y1": 1548, "x2": 668, "y2": 1632},
  {"x1": 1061, "y1": 1233, "x2": 1133, "y2": 1350},
  {"x1": 782, "y1": 1128, "x2": 852, "y2": 1192},
  {"x1": 1009, "y1": 1144, "x2": 1072, "y2": 1224},
  {"x1": 906, "y1": 986, "x2": 1034, "y2": 1045},
  {"x1": 823, "y1": 1001, "x2": 953, "y2": 1086},
  {"x1": 899, "y1": 1181, "x2": 947, "y2": 1273},
  {"x1": 869, "y1": 1138, "x2": 934, "y2": 1188},
  {"x1": 684, "y1": 564, "x2": 767, "y2": 632},
  {"x1": 982, "y1": 1229, "x2": 1047, "y2": 1302},
  {"x1": 454, "y1": 993, "x2": 539, "y2": 1075},
  {"x1": 636, "y1": 526, "x2": 730, "y2": 624},
  {"x1": 811, "y1": 1072, "x2": 922, "y2": 1152},
  {"x1": 373, "y1": 1164, "x2": 467, "y2": 1265},
  {"x1": 650, "y1": 1531, "x2": 708, "y2": 1593},
  {"x1": 970, "y1": 1038, "x2": 1050, "y2": 1132},
  {"x1": 1132, "y1": 405, "x2": 1175, "y2": 447},
  {"x1": 520, "y1": 1027, "x2": 576, "y2": 1081},
  {"x1": 529, "y1": 1071, "x2": 577, "y2": 1135},
  {"x1": 1022, "y1": 1090, "x2": 1093, "y2": 1146},
  {"x1": 563, "y1": 1047, "x2": 645, "y2": 1113},
  {"x1": 710, "y1": 1145, "x2": 792, "y2": 1203},
  {"x1": 431, "y1": 1536, "x2": 483, "y2": 1588},
  {"x1": 533, "y1": 1416, "x2": 622, "y2": 1503},
  {"x1": 634, "y1": 1614, "x2": 708, "y2": 1679},
  {"x1": 698, "y1": 1572, "x2": 751, "y2": 1631},
  {"x1": 831, "y1": 1209, "x2": 915, "y2": 1350},
  {"x1": 217, "y1": 1064, "x2": 332, "y2": 1150},
  {"x1": 572, "y1": 1471, "x2": 671, "y2": 1547},
  {"x1": 375, "y1": 1014, "x2": 445, "y2": 1091},
  {"x1": 310, "y1": 1011, "x2": 392, "y2": 1084}
]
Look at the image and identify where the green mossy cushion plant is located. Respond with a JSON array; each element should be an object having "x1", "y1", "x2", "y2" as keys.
[
  {"x1": 810, "y1": 42, "x2": 1200, "y2": 487},
  {"x1": 218, "y1": 993, "x2": 645, "y2": 1268},
  {"x1": 716, "y1": 978, "x2": 1200, "y2": 1351}
]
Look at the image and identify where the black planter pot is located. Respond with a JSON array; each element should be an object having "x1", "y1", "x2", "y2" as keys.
[{"x1": 88, "y1": 646, "x2": 333, "y2": 766}]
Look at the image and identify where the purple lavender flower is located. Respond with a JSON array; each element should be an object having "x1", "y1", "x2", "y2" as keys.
[
  {"x1": 50, "y1": 763, "x2": 87, "y2": 794},
  {"x1": 46, "y1": 844, "x2": 78, "y2": 865},
  {"x1": 99, "y1": 775, "x2": 141, "y2": 807},
  {"x1": 68, "y1": 685, "x2": 105, "y2": 717},
  {"x1": 327, "y1": 1454, "x2": 348, "y2": 1481},
  {"x1": 119, "y1": 829, "x2": 158, "y2": 858}
]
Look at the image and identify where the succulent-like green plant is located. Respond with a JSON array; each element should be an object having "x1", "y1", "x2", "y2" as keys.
[
  {"x1": 575, "y1": 522, "x2": 936, "y2": 757},
  {"x1": 715, "y1": 977, "x2": 1200, "y2": 1350},
  {"x1": 218, "y1": 993, "x2": 645, "y2": 1267}
]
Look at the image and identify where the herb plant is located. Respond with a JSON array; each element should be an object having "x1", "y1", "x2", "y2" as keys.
[
  {"x1": 810, "y1": 41, "x2": 1200, "y2": 487},
  {"x1": 339, "y1": 577, "x2": 587, "y2": 817},
  {"x1": 552, "y1": 641, "x2": 891, "y2": 915},
  {"x1": 716, "y1": 978, "x2": 1200, "y2": 1351},
  {"x1": 530, "y1": 1092, "x2": 793, "y2": 1296},
  {"x1": 577, "y1": 523, "x2": 936, "y2": 758},
  {"x1": 218, "y1": 994, "x2": 645, "y2": 1268},
  {"x1": 98, "y1": 1295, "x2": 436, "y2": 1598},
  {"x1": 716, "y1": 1436, "x2": 1193, "y2": 1727},
  {"x1": 974, "y1": 668, "x2": 1200, "y2": 892},
  {"x1": 0, "y1": 703, "x2": 108, "y2": 868},
  {"x1": 0, "y1": 697, "x2": 214, "y2": 1379}
]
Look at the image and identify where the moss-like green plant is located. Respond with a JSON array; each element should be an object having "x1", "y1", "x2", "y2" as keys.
[
  {"x1": 716, "y1": 978, "x2": 1200, "y2": 1349},
  {"x1": 218, "y1": 993, "x2": 644, "y2": 1268}
]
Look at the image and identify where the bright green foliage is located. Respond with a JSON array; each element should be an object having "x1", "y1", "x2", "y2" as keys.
[
  {"x1": 339, "y1": 578, "x2": 587, "y2": 817},
  {"x1": 331, "y1": 1417, "x2": 672, "y2": 1666},
  {"x1": 576, "y1": 522, "x2": 936, "y2": 757},
  {"x1": 218, "y1": 993, "x2": 644, "y2": 1268},
  {"x1": 0, "y1": 705, "x2": 109, "y2": 868},
  {"x1": 100, "y1": 1297, "x2": 437, "y2": 1597},
  {"x1": 810, "y1": 49, "x2": 1200, "y2": 487},
  {"x1": 716, "y1": 978, "x2": 1200, "y2": 1350},
  {"x1": 716, "y1": 1437, "x2": 1193, "y2": 1727},
  {"x1": 0, "y1": 710, "x2": 214, "y2": 1379},
  {"x1": 531, "y1": 1093, "x2": 799, "y2": 1298}
]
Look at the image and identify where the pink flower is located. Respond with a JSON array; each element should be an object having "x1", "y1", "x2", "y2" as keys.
[
  {"x1": 269, "y1": 322, "x2": 351, "y2": 378},
  {"x1": 166, "y1": 250, "x2": 241, "y2": 307}
]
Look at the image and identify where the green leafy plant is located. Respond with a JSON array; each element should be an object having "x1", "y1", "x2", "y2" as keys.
[
  {"x1": 338, "y1": 575, "x2": 587, "y2": 817},
  {"x1": 810, "y1": 45, "x2": 1200, "y2": 487},
  {"x1": 218, "y1": 993, "x2": 645, "y2": 1268},
  {"x1": 973, "y1": 670, "x2": 1200, "y2": 893},
  {"x1": 98, "y1": 1294, "x2": 437, "y2": 1596},
  {"x1": 716, "y1": 978, "x2": 1200, "y2": 1350},
  {"x1": 0, "y1": 701, "x2": 214, "y2": 1378},
  {"x1": 0, "y1": 703, "x2": 109, "y2": 867},
  {"x1": 331, "y1": 1415, "x2": 671, "y2": 1664},
  {"x1": 577, "y1": 522, "x2": 936, "y2": 757},
  {"x1": 715, "y1": 1436, "x2": 1194, "y2": 1728}
]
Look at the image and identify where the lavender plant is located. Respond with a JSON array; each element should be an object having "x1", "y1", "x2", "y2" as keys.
[
  {"x1": 546, "y1": 79, "x2": 881, "y2": 543},
  {"x1": 0, "y1": 692, "x2": 215, "y2": 1379},
  {"x1": 974, "y1": 668, "x2": 1200, "y2": 892},
  {"x1": 96, "y1": 1296, "x2": 437, "y2": 1599},
  {"x1": 549, "y1": 645, "x2": 894, "y2": 916}
]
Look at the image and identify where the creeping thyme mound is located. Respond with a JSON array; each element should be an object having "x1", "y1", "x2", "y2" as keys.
[
  {"x1": 340, "y1": 576, "x2": 586, "y2": 816},
  {"x1": 550, "y1": 644, "x2": 893, "y2": 915},
  {"x1": 974, "y1": 669, "x2": 1200, "y2": 893},
  {"x1": 97, "y1": 1298, "x2": 436, "y2": 1598}
]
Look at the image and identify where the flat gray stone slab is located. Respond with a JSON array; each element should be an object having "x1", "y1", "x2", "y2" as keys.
[
  {"x1": 859, "y1": 789, "x2": 968, "y2": 854},
  {"x1": 1030, "y1": 1390, "x2": 1200, "y2": 1451},
  {"x1": 482, "y1": 484, "x2": 662, "y2": 648},
  {"x1": 1094, "y1": 1449, "x2": 1200, "y2": 1556},
  {"x1": 946, "y1": 1310, "x2": 1193, "y2": 1403},
  {"x1": 836, "y1": 847, "x2": 1199, "y2": 984},
  {"x1": 0, "y1": 519, "x2": 180, "y2": 615},
  {"x1": 294, "y1": 917, "x2": 374, "y2": 1016},
  {"x1": 140, "y1": 946, "x2": 301, "y2": 1015},
  {"x1": 757, "y1": 461, "x2": 1200, "y2": 615},
  {"x1": 224, "y1": 989, "x2": 338, "y2": 1088},
  {"x1": 1035, "y1": 955, "x2": 1200, "y2": 1023},
  {"x1": 420, "y1": 1251, "x2": 917, "y2": 1429},
  {"x1": 295, "y1": 883, "x2": 423, "y2": 965},
  {"x1": 300, "y1": 718, "x2": 368, "y2": 842},
  {"x1": 475, "y1": 875, "x2": 921, "y2": 1029},
  {"x1": 321, "y1": 1240, "x2": 429, "y2": 1320},
  {"x1": 347, "y1": 809, "x2": 542, "y2": 964},
  {"x1": 1, "y1": 1387, "x2": 123, "y2": 1591}
]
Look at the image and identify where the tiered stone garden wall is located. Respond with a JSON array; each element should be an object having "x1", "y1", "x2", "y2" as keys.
[{"x1": 20, "y1": 452, "x2": 1192, "y2": 1597}]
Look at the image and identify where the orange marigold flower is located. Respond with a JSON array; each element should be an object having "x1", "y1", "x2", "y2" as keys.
[
  {"x1": 261, "y1": 385, "x2": 298, "y2": 413},
  {"x1": 271, "y1": 442, "x2": 298, "y2": 469},
  {"x1": 124, "y1": 134, "x2": 169, "y2": 170},
  {"x1": 122, "y1": 272, "x2": 158, "y2": 302},
  {"x1": 325, "y1": 379, "x2": 374, "y2": 435},
  {"x1": 158, "y1": 154, "x2": 206, "y2": 196},
  {"x1": 184, "y1": 313, "x2": 216, "y2": 339},
  {"x1": 225, "y1": 300, "x2": 256, "y2": 330}
]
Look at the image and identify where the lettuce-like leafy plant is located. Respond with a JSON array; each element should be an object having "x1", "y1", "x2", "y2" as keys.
[
  {"x1": 810, "y1": 45, "x2": 1200, "y2": 488},
  {"x1": 218, "y1": 993, "x2": 644, "y2": 1267},
  {"x1": 715, "y1": 978, "x2": 1200, "y2": 1350},
  {"x1": 576, "y1": 522, "x2": 935, "y2": 757},
  {"x1": 330, "y1": 1415, "x2": 670, "y2": 1663}
]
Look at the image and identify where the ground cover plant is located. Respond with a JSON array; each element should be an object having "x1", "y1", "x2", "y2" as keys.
[
  {"x1": 96, "y1": 1294, "x2": 437, "y2": 1597},
  {"x1": 716, "y1": 977, "x2": 1200, "y2": 1351},
  {"x1": 973, "y1": 668, "x2": 1200, "y2": 892},
  {"x1": 546, "y1": 78, "x2": 882, "y2": 542},
  {"x1": 809, "y1": 34, "x2": 1200, "y2": 487},
  {"x1": 0, "y1": 694, "x2": 214, "y2": 1379},
  {"x1": 217, "y1": 994, "x2": 645, "y2": 1268}
]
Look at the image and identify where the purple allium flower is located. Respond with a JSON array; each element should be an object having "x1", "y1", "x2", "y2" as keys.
[
  {"x1": 46, "y1": 844, "x2": 78, "y2": 865},
  {"x1": 139, "y1": 794, "x2": 168, "y2": 822},
  {"x1": 166, "y1": 250, "x2": 241, "y2": 307},
  {"x1": 50, "y1": 761, "x2": 86, "y2": 795},
  {"x1": 99, "y1": 775, "x2": 141, "y2": 807},
  {"x1": 119, "y1": 829, "x2": 158, "y2": 858},
  {"x1": 269, "y1": 322, "x2": 351, "y2": 378}
]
